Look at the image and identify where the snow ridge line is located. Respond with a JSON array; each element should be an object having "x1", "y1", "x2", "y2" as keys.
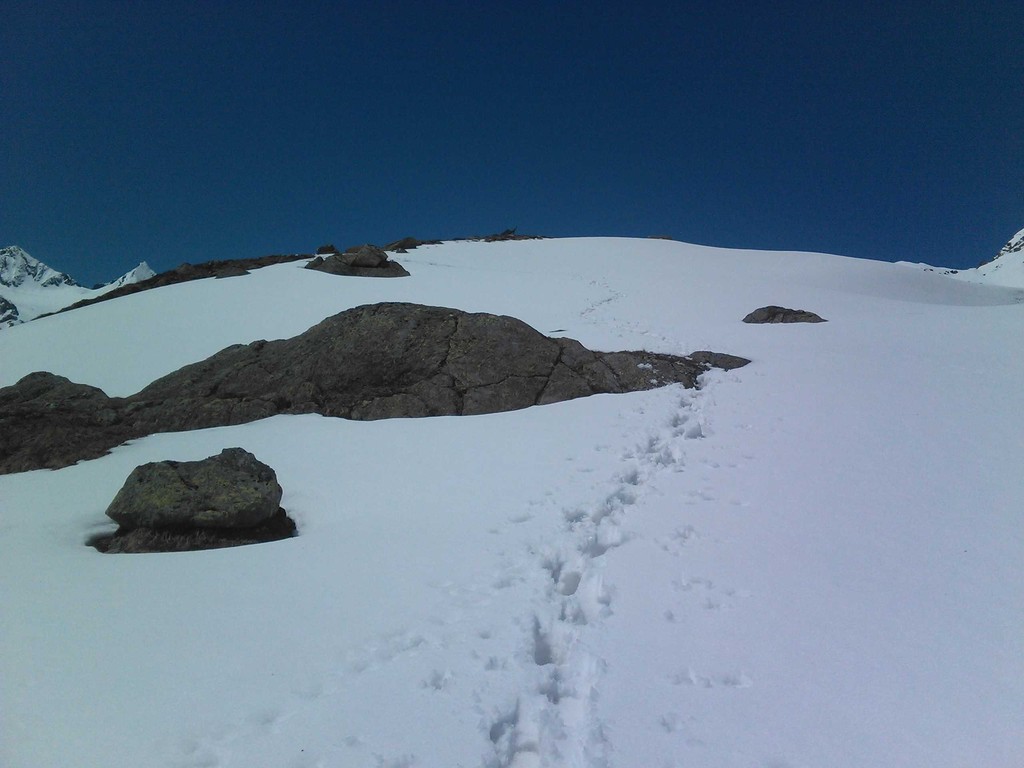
[{"x1": 487, "y1": 384, "x2": 710, "y2": 768}]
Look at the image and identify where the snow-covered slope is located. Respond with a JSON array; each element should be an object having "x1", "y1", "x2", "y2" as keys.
[
  {"x1": 902, "y1": 225, "x2": 1024, "y2": 290},
  {"x1": 1, "y1": 238, "x2": 1021, "y2": 768},
  {"x1": 972, "y1": 225, "x2": 1024, "y2": 287},
  {"x1": 0, "y1": 246, "x2": 153, "y2": 328}
]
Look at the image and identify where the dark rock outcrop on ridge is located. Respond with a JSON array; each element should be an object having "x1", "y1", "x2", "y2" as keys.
[
  {"x1": 0, "y1": 302, "x2": 750, "y2": 475},
  {"x1": 50, "y1": 253, "x2": 313, "y2": 316},
  {"x1": 480, "y1": 228, "x2": 542, "y2": 242},
  {"x1": 383, "y1": 236, "x2": 442, "y2": 253},
  {"x1": 742, "y1": 306, "x2": 827, "y2": 324},
  {"x1": 92, "y1": 448, "x2": 295, "y2": 553},
  {"x1": 305, "y1": 244, "x2": 410, "y2": 278}
]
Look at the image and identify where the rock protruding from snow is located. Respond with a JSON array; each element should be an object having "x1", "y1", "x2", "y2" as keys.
[
  {"x1": 94, "y1": 448, "x2": 295, "y2": 553},
  {"x1": 0, "y1": 296, "x2": 19, "y2": 327},
  {"x1": 52, "y1": 253, "x2": 313, "y2": 317},
  {"x1": 742, "y1": 305, "x2": 827, "y2": 324},
  {"x1": 0, "y1": 372, "x2": 123, "y2": 471},
  {"x1": 306, "y1": 244, "x2": 410, "y2": 277},
  {"x1": 0, "y1": 302, "x2": 750, "y2": 474},
  {"x1": 0, "y1": 246, "x2": 78, "y2": 289},
  {"x1": 106, "y1": 448, "x2": 283, "y2": 530},
  {"x1": 383, "y1": 236, "x2": 440, "y2": 253}
]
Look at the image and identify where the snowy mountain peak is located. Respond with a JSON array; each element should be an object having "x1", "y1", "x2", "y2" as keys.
[
  {"x1": 0, "y1": 246, "x2": 155, "y2": 330},
  {"x1": 972, "y1": 226, "x2": 1024, "y2": 288},
  {"x1": 106, "y1": 261, "x2": 156, "y2": 290},
  {"x1": 989, "y1": 226, "x2": 1024, "y2": 264},
  {"x1": 0, "y1": 245, "x2": 79, "y2": 289}
]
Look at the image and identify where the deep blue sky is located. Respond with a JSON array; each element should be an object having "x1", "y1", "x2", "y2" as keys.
[{"x1": 2, "y1": 1, "x2": 1021, "y2": 285}]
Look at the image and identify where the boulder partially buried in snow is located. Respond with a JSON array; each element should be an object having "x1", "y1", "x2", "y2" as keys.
[
  {"x1": 94, "y1": 448, "x2": 295, "y2": 553},
  {"x1": 105, "y1": 448, "x2": 283, "y2": 530},
  {"x1": 742, "y1": 305, "x2": 826, "y2": 324}
]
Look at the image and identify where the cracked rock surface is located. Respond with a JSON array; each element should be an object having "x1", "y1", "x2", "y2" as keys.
[{"x1": 0, "y1": 302, "x2": 749, "y2": 474}]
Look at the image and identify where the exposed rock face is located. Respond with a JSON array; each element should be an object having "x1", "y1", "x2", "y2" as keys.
[
  {"x1": 0, "y1": 372, "x2": 126, "y2": 472},
  {"x1": 742, "y1": 306, "x2": 826, "y2": 324},
  {"x1": 0, "y1": 296, "x2": 19, "y2": 327},
  {"x1": 0, "y1": 303, "x2": 750, "y2": 474},
  {"x1": 316, "y1": 244, "x2": 339, "y2": 255},
  {"x1": 105, "y1": 448, "x2": 283, "y2": 530},
  {"x1": 93, "y1": 448, "x2": 294, "y2": 553},
  {"x1": 305, "y1": 244, "x2": 410, "y2": 277}
]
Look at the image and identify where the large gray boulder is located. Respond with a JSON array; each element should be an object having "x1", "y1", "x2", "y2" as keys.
[
  {"x1": 742, "y1": 305, "x2": 826, "y2": 324},
  {"x1": 105, "y1": 448, "x2": 283, "y2": 530},
  {"x1": 0, "y1": 303, "x2": 750, "y2": 474},
  {"x1": 342, "y1": 244, "x2": 388, "y2": 268},
  {"x1": 306, "y1": 244, "x2": 410, "y2": 277}
]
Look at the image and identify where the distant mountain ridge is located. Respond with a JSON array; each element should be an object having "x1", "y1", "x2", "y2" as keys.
[
  {"x1": 0, "y1": 245, "x2": 153, "y2": 329},
  {"x1": 0, "y1": 246, "x2": 79, "y2": 290}
]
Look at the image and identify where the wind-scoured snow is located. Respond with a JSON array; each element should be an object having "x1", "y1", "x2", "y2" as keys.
[{"x1": 1, "y1": 237, "x2": 1022, "y2": 768}]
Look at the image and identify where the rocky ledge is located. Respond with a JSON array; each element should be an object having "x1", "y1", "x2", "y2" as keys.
[{"x1": 0, "y1": 302, "x2": 749, "y2": 474}]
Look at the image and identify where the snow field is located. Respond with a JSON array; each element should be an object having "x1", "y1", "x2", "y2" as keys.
[{"x1": 2, "y1": 236, "x2": 1022, "y2": 767}]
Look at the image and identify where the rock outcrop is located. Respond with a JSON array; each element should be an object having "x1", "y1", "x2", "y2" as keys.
[
  {"x1": 383, "y1": 236, "x2": 440, "y2": 253},
  {"x1": 742, "y1": 306, "x2": 826, "y2": 324},
  {"x1": 305, "y1": 244, "x2": 410, "y2": 277},
  {"x1": 0, "y1": 296, "x2": 19, "y2": 327},
  {"x1": 106, "y1": 448, "x2": 283, "y2": 530},
  {"x1": 92, "y1": 448, "x2": 295, "y2": 553},
  {"x1": 0, "y1": 303, "x2": 750, "y2": 474}
]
